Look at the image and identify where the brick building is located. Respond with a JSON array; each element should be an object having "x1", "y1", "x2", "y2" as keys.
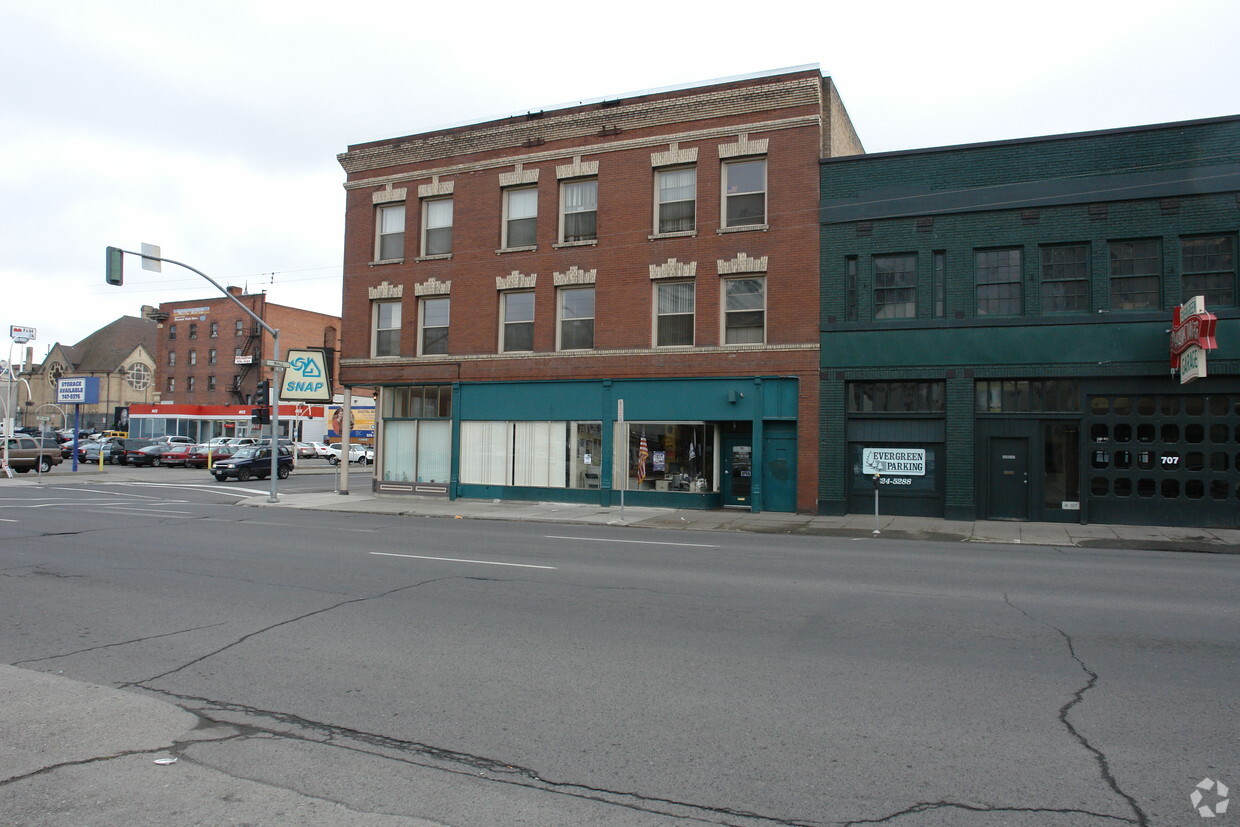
[
  {"x1": 819, "y1": 116, "x2": 1240, "y2": 527},
  {"x1": 337, "y1": 66, "x2": 862, "y2": 511},
  {"x1": 132, "y1": 288, "x2": 341, "y2": 442}
]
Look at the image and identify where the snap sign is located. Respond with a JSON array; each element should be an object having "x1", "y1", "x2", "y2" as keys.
[{"x1": 279, "y1": 349, "x2": 332, "y2": 402}]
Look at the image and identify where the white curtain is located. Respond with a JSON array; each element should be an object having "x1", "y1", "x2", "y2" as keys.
[
  {"x1": 416, "y1": 420, "x2": 451, "y2": 483},
  {"x1": 460, "y1": 421, "x2": 509, "y2": 485},
  {"x1": 512, "y1": 422, "x2": 567, "y2": 487},
  {"x1": 383, "y1": 420, "x2": 417, "y2": 482}
]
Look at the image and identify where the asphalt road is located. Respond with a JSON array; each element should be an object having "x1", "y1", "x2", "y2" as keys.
[{"x1": 0, "y1": 475, "x2": 1236, "y2": 825}]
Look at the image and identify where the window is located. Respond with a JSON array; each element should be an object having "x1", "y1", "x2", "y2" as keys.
[
  {"x1": 188, "y1": 323, "x2": 198, "y2": 340},
  {"x1": 723, "y1": 278, "x2": 764, "y2": 343},
  {"x1": 1109, "y1": 240, "x2": 1160, "y2": 310},
  {"x1": 560, "y1": 179, "x2": 597, "y2": 242},
  {"x1": 187, "y1": 376, "x2": 196, "y2": 392},
  {"x1": 1182, "y1": 235, "x2": 1235, "y2": 306},
  {"x1": 235, "y1": 320, "x2": 244, "y2": 336},
  {"x1": 501, "y1": 291, "x2": 534, "y2": 352},
  {"x1": 210, "y1": 321, "x2": 218, "y2": 338},
  {"x1": 168, "y1": 351, "x2": 176, "y2": 367},
  {"x1": 208, "y1": 375, "x2": 217, "y2": 392},
  {"x1": 975, "y1": 380, "x2": 1080, "y2": 413},
  {"x1": 234, "y1": 347, "x2": 243, "y2": 362},
  {"x1": 382, "y1": 386, "x2": 454, "y2": 485},
  {"x1": 656, "y1": 167, "x2": 695, "y2": 233},
  {"x1": 849, "y1": 382, "x2": 946, "y2": 413},
  {"x1": 503, "y1": 187, "x2": 537, "y2": 248},
  {"x1": 723, "y1": 159, "x2": 766, "y2": 228},
  {"x1": 166, "y1": 377, "x2": 175, "y2": 394},
  {"x1": 558, "y1": 287, "x2": 595, "y2": 350},
  {"x1": 874, "y1": 255, "x2": 917, "y2": 319},
  {"x1": 126, "y1": 363, "x2": 151, "y2": 390},
  {"x1": 1041, "y1": 245, "x2": 1090, "y2": 313},
  {"x1": 845, "y1": 257, "x2": 858, "y2": 322},
  {"x1": 208, "y1": 348, "x2": 217, "y2": 365},
  {"x1": 656, "y1": 281, "x2": 694, "y2": 346},
  {"x1": 422, "y1": 198, "x2": 453, "y2": 256},
  {"x1": 975, "y1": 248, "x2": 1023, "y2": 315},
  {"x1": 168, "y1": 324, "x2": 177, "y2": 340},
  {"x1": 616, "y1": 423, "x2": 714, "y2": 492},
  {"x1": 932, "y1": 252, "x2": 946, "y2": 318},
  {"x1": 376, "y1": 203, "x2": 405, "y2": 260},
  {"x1": 459, "y1": 420, "x2": 604, "y2": 490},
  {"x1": 419, "y1": 297, "x2": 450, "y2": 355},
  {"x1": 188, "y1": 350, "x2": 197, "y2": 366},
  {"x1": 373, "y1": 300, "x2": 401, "y2": 357}
]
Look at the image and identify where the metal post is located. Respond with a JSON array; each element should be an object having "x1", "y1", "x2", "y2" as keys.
[
  {"x1": 873, "y1": 473, "x2": 881, "y2": 535},
  {"x1": 617, "y1": 398, "x2": 625, "y2": 523},
  {"x1": 338, "y1": 388, "x2": 352, "y2": 495}
]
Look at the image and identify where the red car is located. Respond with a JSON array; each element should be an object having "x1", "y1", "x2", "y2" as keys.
[{"x1": 185, "y1": 443, "x2": 237, "y2": 468}]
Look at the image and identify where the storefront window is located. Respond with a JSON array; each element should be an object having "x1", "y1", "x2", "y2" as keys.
[
  {"x1": 382, "y1": 386, "x2": 453, "y2": 483},
  {"x1": 459, "y1": 421, "x2": 602, "y2": 489},
  {"x1": 617, "y1": 423, "x2": 714, "y2": 492}
]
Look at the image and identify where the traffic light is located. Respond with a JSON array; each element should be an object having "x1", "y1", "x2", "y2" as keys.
[
  {"x1": 251, "y1": 407, "x2": 271, "y2": 425},
  {"x1": 255, "y1": 379, "x2": 270, "y2": 402},
  {"x1": 106, "y1": 247, "x2": 124, "y2": 286}
]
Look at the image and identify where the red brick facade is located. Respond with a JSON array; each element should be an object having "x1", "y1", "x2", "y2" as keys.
[{"x1": 337, "y1": 68, "x2": 862, "y2": 512}]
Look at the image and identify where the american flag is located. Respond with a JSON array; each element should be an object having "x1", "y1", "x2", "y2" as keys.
[{"x1": 636, "y1": 433, "x2": 649, "y2": 484}]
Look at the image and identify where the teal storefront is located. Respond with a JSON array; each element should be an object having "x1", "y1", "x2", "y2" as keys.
[{"x1": 372, "y1": 376, "x2": 800, "y2": 513}]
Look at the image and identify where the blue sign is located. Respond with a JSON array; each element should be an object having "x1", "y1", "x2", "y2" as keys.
[{"x1": 56, "y1": 377, "x2": 100, "y2": 404}]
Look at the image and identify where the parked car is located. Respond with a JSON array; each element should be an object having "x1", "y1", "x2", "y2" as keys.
[
  {"x1": 211, "y1": 445, "x2": 293, "y2": 481},
  {"x1": 113, "y1": 438, "x2": 155, "y2": 465},
  {"x1": 225, "y1": 437, "x2": 258, "y2": 448},
  {"x1": 186, "y1": 443, "x2": 236, "y2": 468},
  {"x1": 159, "y1": 443, "x2": 197, "y2": 466},
  {"x1": 1, "y1": 435, "x2": 64, "y2": 473},
  {"x1": 129, "y1": 444, "x2": 176, "y2": 467},
  {"x1": 326, "y1": 443, "x2": 374, "y2": 465},
  {"x1": 152, "y1": 435, "x2": 195, "y2": 446},
  {"x1": 293, "y1": 441, "x2": 318, "y2": 459},
  {"x1": 310, "y1": 442, "x2": 331, "y2": 458}
]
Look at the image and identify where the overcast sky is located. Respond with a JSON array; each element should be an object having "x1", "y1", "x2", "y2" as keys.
[{"x1": 4, "y1": 0, "x2": 1238, "y2": 362}]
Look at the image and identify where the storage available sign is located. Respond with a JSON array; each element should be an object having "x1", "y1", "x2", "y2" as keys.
[{"x1": 862, "y1": 448, "x2": 926, "y2": 476}]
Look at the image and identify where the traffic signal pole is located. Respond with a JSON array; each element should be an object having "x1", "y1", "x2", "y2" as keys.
[{"x1": 105, "y1": 247, "x2": 282, "y2": 502}]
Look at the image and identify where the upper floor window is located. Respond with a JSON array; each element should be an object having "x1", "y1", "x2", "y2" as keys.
[
  {"x1": 188, "y1": 349, "x2": 197, "y2": 366},
  {"x1": 373, "y1": 300, "x2": 401, "y2": 357},
  {"x1": 126, "y1": 363, "x2": 151, "y2": 390},
  {"x1": 932, "y1": 251, "x2": 946, "y2": 318},
  {"x1": 188, "y1": 323, "x2": 198, "y2": 339},
  {"x1": 558, "y1": 287, "x2": 595, "y2": 350},
  {"x1": 168, "y1": 324, "x2": 177, "y2": 340},
  {"x1": 501, "y1": 291, "x2": 535, "y2": 352},
  {"x1": 560, "y1": 179, "x2": 597, "y2": 243},
  {"x1": 419, "y1": 297, "x2": 450, "y2": 356},
  {"x1": 975, "y1": 248, "x2": 1023, "y2": 316},
  {"x1": 848, "y1": 381, "x2": 945, "y2": 413},
  {"x1": 207, "y1": 375, "x2": 217, "y2": 392},
  {"x1": 655, "y1": 281, "x2": 694, "y2": 346},
  {"x1": 166, "y1": 377, "x2": 175, "y2": 394},
  {"x1": 503, "y1": 188, "x2": 537, "y2": 248},
  {"x1": 167, "y1": 351, "x2": 176, "y2": 367},
  {"x1": 845, "y1": 256, "x2": 859, "y2": 322},
  {"x1": 656, "y1": 167, "x2": 696, "y2": 234},
  {"x1": 210, "y1": 321, "x2": 219, "y2": 338},
  {"x1": 873, "y1": 255, "x2": 917, "y2": 319},
  {"x1": 376, "y1": 203, "x2": 405, "y2": 261},
  {"x1": 208, "y1": 348, "x2": 217, "y2": 365},
  {"x1": 422, "y1": 198, "x2": 453, "y2": 256},
  {"x1": 187, "y1": 376, "x2": 196, "y2": 393},
  {"x1": 1182, "y1": 235, "x2": 1235, "y2": 307},
  {"x1": 1040, "y1": 244, "x2": 1090, "y2": 313},
  {"x1": 234, "y1": 320, "x2": 244, "y2": 336},
  {"x1": 723, "y1": 277, "x2": 764, "y2": 344},
  {"x1": 723, "y1": 159, "x2": 766, "y2": 228},
  {"x1": 1109, "y1": 240, "x2": 1160, "y2": 310}
]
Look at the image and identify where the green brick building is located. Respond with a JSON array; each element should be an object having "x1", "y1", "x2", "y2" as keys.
[{"x1": 819, "y1": 116, "x2": 1240, "y2": 527}]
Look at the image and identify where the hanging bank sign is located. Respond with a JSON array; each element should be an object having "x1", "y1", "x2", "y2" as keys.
[{"x1": 1170, "y1": 295, "x2": 1218, "y2": 385}]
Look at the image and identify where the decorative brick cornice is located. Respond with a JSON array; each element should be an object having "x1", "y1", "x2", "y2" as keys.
[
  {"x1": 553, "y1": 266, "x2": 597, "y2": 286},
  {"x1": 556, "y1": 156, "x2": 599, "y2": 179},
  {"x1": 651, "y1": 143, "x2": 699, "y2": 167},
  {"x1": 368, "y1": 281, "x2": 404, "y2": 299},
  {"x1": 649, "y1": 259, "x2": 697, "y2": 280},
  {"x1": 718, "y1": 133, "x2": 769, "y2": 159},
  {"x1": 371, "y1": 185, "x2": 407, "y2": 204},
  {"x1": 496, "y1": 271, "x2": 537, "y2": 290},
  {"x1": 717, "y1": 253, "x2": 768, "y2": 274},
  {"x1": 417, "y1": 176, "x2": 454, "y2": 198},
  {"x1": 499, "y1": 164, "x2": 540, "y2": 187},
  {"x1": 414, "y1": 277, "x2": 451, "y2": 296}
]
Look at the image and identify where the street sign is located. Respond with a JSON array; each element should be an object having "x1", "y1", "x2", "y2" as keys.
[
  {"x1": 140, "y1": 242, "x2": 162, "y2": 272},
  {"x1": 263, "y1": 359, "x2": 291, "y2": 369},
  {"x1": 36, "y1": 416, "x2": 50, "y2": 422},
  {"x1": 278, "y1": 349, "x2": 332, "y2": 402}
]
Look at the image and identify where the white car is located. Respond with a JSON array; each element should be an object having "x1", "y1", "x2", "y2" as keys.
[
  {"x1": 310, "y1": 442, "x2": 331, "y2": 458},
  {"x1": 326, "y1": 442, "x2": 374, "y2": 465}
]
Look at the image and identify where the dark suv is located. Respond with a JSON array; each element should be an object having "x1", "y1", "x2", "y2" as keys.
[{"x1": 211, "y1": 445, "x2": 293, "y2": 482}]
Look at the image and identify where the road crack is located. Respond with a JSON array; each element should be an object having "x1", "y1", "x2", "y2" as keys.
[
  {"x1": 12, "y1": 622, "x2": 230, "y2": 666},
  {"x1": 1003, "y1": 593, "x2": 1149, "y2": 826}
]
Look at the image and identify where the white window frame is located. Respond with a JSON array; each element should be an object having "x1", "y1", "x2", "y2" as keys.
[
  {"x1": 375, "y1": 203, "x2": 406, "y2": 261},
  {"x1": 502, "y1": 187, "x2": 538, "y2": 249},
  {"x1": 655, "y1": 166, "x2": 696, "y2": 235},
  {"x1": 188, "y1": 349, "x2": 197, "y2": 366},
  {"x1": 419, "y1": 296, "x2": 450, "y2": 356},
  {"x1": 372, "y1": 300, "x2": 402, "y2": 357},
  {"x1": 500, "y1": 291, "x2": 535, "y2": 352},
  {"x1": 557, "y1": 286, "x2": 595, "y2": 351},
  {"x1": 722, "y1": 277, "x2": 766, "y2": 344},
  {"x1": 722, "y1": 158, "x2": 767, "y2": 229},
  {"x1": 559, "y1": 179, "x2": 597, "y2": 243},
  {"x1": 421, "y1": 198, "x2": 453, "y2": 257},
  {"x1": 654, "y1": 280, "x2": 695, "y2": 347}
]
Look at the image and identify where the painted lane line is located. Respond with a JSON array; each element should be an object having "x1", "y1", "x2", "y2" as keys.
[
  {"x1": 76, "y1": 510, "x2": 196, "y2": 519},
  {"x1": 369, "y1": 551, "x2": 557, "y2": 570},
  {"x1": 545, "y1": 535, "x2": 720, "y2": 548},
  {"x1": 0, "y1": 518, "x2": 17, "y2": 522}
]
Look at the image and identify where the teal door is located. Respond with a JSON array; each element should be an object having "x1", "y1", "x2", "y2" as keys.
[
  {"x1": 722, "y1": 437, "x2": 752, "y2": 507},
  {"x1": 761, "y1": 426, "x2": 797, "y2": 512}
]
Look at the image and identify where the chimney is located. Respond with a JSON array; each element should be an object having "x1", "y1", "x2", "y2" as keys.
[
  {"x1": 228, "y1": 285, "x2": 243, "y2": 297},
  {"x1": 24, "y1": 346, "x2": 33, "y2": 371}
]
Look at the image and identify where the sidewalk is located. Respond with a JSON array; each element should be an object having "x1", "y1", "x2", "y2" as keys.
[{"x1": 8, "y1": 464, "x2": 1239, "y2": 552}]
